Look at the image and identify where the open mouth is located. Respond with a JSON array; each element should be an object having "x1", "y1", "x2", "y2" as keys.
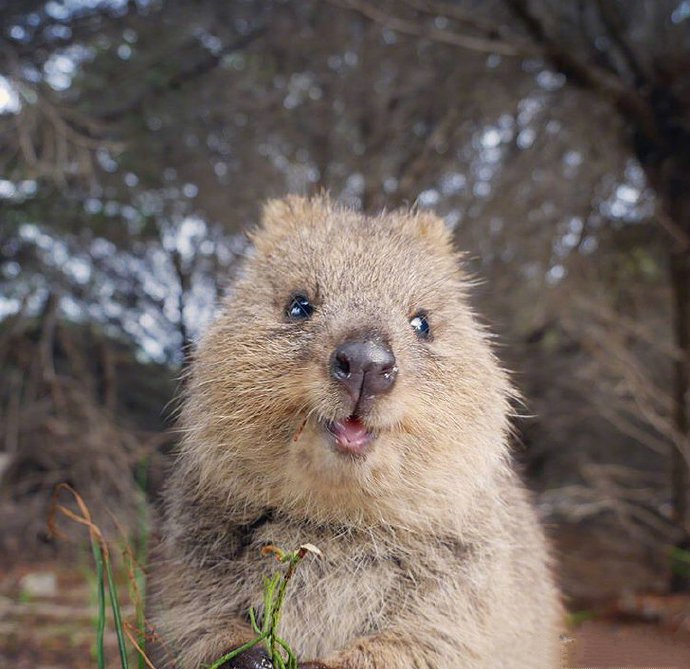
[{"x1": 325, "y1": 415, "x2": 374, "y2": 457}]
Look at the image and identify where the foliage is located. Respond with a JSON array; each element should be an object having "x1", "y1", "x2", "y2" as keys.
[
  {"x1": 48, "y1": 483, "x2": 320, "y2": 669},
  {"x1": 1, "y1": 0, "x2": 689, "y2": 592},
  {"x1": 49, "y1": 485, "x2": 138, "y2": 669},
  {"x1": 208, "y1": 544, "x2": 322, "y2": 669}
]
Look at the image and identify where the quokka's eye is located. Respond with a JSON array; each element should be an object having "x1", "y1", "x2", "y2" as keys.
[
  {"x1": 286, "y1": 293, "x2": 314, "y2": 321},
  {"x1": 409, "y1": 312, "x2": 431, "y2": 339}
]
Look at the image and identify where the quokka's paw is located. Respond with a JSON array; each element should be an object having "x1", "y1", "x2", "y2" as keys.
[{"x1": 217, "y1": 645, "x2": 273, "y2": 669}]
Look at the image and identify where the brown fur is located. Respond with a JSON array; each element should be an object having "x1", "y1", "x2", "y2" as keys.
[{"x1": 152, "y1": 195, "x2": 563, "y2": 668}]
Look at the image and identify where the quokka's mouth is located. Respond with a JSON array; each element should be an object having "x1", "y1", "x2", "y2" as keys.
[{"x1": 325, "y1": 415, "x2": 374, "y2": 457}]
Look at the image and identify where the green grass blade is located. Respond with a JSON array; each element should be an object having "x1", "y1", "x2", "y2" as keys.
[
  {"x1": 89, "y1": 536, "x2": 106, "y2": 669},
  {"x1": 104, "y1": 551, "x2": 130, "y2": 669},
  {"x1": 135, "y1": 457, "x2": 149, "y2": 669},
  {"x1": 130, "y1": 557, "x2": 147, "y2": 669}
]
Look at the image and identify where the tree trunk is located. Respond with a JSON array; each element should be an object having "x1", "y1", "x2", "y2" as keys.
[
  {"x1": 645, "y1": 168, "x2": 690, "y2": 551},
  {"x1": 661, "y1": 186, "x2": 690, "y2": 590},
  {"x1": 670, "y1": 246, "x2": 690, "y2": 524}
]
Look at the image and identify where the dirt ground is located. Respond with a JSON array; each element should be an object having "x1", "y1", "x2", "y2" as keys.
[
  {"x1": 570, "y1": 621, "x2": 690, "y2": 668},
  {"x1": 3, "y1": 562, "x2": 690, "y2": 669},
  {"x1": 0, "y1": 563, "x2": 121, "y2": 669}
]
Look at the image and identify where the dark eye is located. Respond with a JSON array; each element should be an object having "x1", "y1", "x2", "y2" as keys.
[
  {"x1": 410, "y1": 312, "x2": 431, "y2": 339},
  {"x1": 286, "y1": 293, "x2": 314, "y2": 321}
]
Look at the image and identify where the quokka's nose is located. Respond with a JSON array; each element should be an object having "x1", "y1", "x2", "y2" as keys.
[{"x1": 330, "y1": 340, "x2": 397, "y2": 403}]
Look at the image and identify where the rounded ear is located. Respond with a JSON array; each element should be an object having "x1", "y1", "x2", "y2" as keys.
[
  {"x1": 260, "y1": 195, "x2": 310, "y2": 231},
  {"x1": 405, "y1": 210, "x2": 454, "y2": 251},
  {"x1": 252, "y1": 194, "x2": 336, "y2": 252},
  {"x1": 249, "y1": 195, "x2": 310, "y2": 253}
]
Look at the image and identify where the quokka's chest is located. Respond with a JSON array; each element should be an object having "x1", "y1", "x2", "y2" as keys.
[{"x1": 229, "y1": 522, "x2": 409, "y2": 659}]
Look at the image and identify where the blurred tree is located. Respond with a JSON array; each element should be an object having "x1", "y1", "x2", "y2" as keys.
[
  {"x1": 336, "y1": 0, "x2": 690, "y2": 582},
  {"x1": 504, "y1": 0, "x2": 690, "y2": 539},
  {"x1": 0, "y1": 0, "x2": 688, "y2": 592}
]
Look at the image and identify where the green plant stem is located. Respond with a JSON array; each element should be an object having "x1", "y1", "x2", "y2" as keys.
[
  {"x1": 135, "y1": 457, "x2": 150, "y2": 669},
  {"x1": 267, "y1": 554, "x2": 301, "y2": 668},
  {"x1": 207, "y1": 545, "x2": 316, "y2": 669},
  {"x1": 207, "y1": 633, "x2": 269, "y2": 669},
  {"x1": 276, "y1": 635, "x2": 298, "y2": 669},
  {"x1": 135, "y1": 564, "x2": 146, "y2": 669},
  {"x1": 104, "y1": 551, "x2": 130, "y2": 669},
  {"x1": 89, "y1": 536, "x2": 106, "y2": 669}
]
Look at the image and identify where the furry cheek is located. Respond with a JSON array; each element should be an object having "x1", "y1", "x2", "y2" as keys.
[{"x1": 285, "y1": 422, "x2": 405, "y2": 494}]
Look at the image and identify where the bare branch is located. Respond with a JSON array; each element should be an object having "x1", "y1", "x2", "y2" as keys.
[
  {"x1": 655, "y1": 205, "x2": 690, "y2": 252},
  {"x1": 400, "y1": 0, "x2": 519, "y2": 37},
  {"x1": 98, "y1": 27, "x2": 266, "y2": 122},
  {"x1": 329, "y1": 0, "x2": 525, "y2": 56},
  {"x1": 594, "y1": 0, "x2": 649, "y2": 89},
  {"x1": 504, "y1": 0, "x2": 660, "y2": 143}
]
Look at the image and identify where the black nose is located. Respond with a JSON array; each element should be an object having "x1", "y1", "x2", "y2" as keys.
[{"x1": 330, "y1": 340, "x2": 397, "y2": 404}]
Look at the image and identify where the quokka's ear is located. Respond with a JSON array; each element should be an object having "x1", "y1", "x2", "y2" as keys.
[
  {"x1": 252, "y1": 194, "x2": 335, "y2": 251},
  {"x1": 404, "y1": 210, "x2": 454, "y2": 251},
  {"x1": 249, "y1": 195, "x2": 309, "y2": 252},
  {"x1": 260, "y1": 194, "x2": 309, "y2": 229}
]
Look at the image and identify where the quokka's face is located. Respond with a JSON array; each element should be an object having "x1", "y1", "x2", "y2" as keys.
[{"x1": 196, "y1": 197, "x2": 505, "y2": 502}]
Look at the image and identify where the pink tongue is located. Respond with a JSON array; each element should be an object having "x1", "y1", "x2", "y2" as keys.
[{"x1": 330, "y1": 417, "x2": 371, "y2": 455}]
